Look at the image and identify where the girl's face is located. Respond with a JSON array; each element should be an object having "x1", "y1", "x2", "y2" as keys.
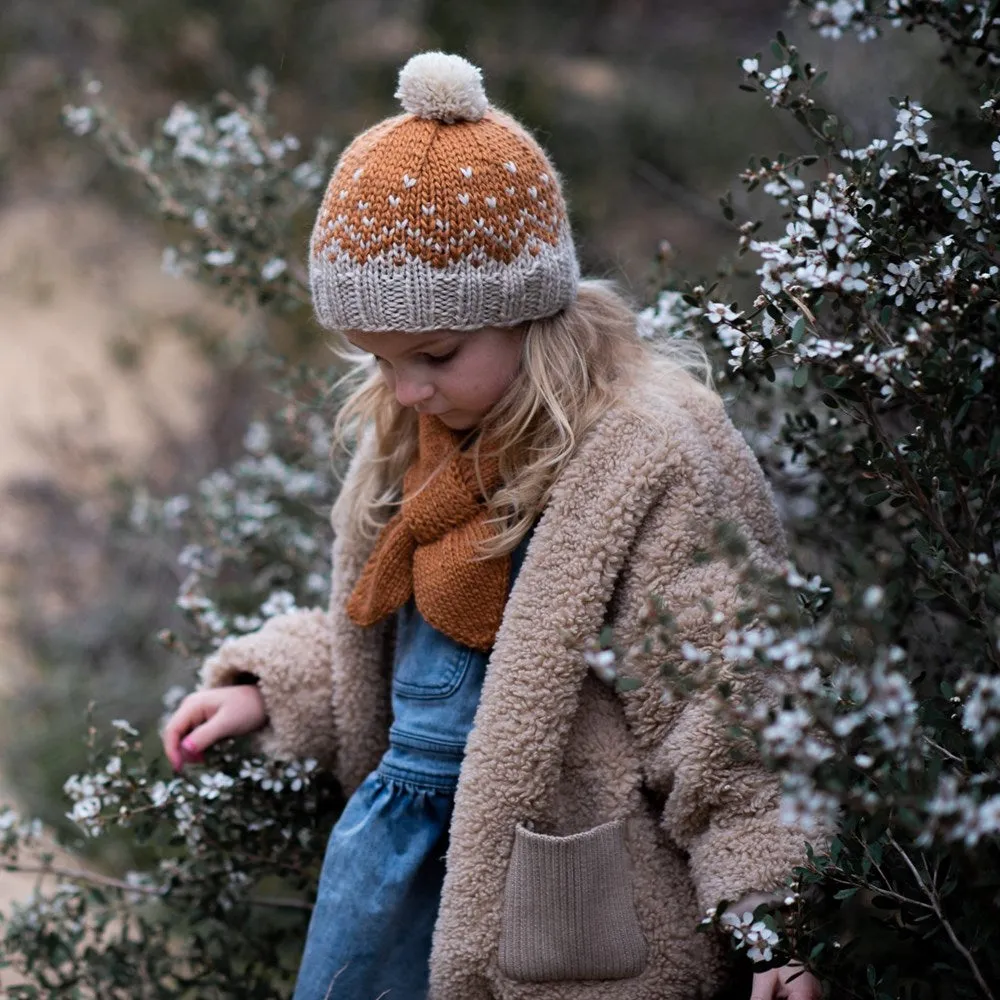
[{"x1": 344, "y1": 325, "x2": 525, "y2": 430}]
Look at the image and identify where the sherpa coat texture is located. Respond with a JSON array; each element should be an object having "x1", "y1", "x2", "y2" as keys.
[{"x1": 201, "y1": 377, "x2": 815, "y2": 999}]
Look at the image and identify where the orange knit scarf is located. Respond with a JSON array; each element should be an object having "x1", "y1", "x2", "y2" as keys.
[{"x1": 346, "y1": 415, "x2": 510, "y2": 652}]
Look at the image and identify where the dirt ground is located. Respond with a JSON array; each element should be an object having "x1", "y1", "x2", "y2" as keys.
[{"x1": 0, "y1": 197, "x2": 218, "y2": 920}]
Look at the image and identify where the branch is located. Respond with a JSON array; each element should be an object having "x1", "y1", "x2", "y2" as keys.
[{"x1": 4, "y1": 861, "x2": 313, "y2": 912}]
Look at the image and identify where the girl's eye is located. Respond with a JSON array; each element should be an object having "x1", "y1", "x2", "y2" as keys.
[{"x1": 424, "y1": 349, "x2": 458, "y2": 366}]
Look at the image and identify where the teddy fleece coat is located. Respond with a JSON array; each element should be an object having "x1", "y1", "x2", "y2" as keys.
[{"x1": 201, "y1": 377, "x2": 814, "y2": 999}]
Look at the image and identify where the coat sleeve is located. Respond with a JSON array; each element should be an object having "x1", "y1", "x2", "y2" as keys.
[
  {"x1": 199, "y1": 607, "x2": 337, "y2": 768},
  {"x1": 618, "y1": 393, "x2": 826, "y2": 914}
]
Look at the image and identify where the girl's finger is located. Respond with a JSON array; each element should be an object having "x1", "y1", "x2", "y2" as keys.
[
  {"x1": 749, "y1": 970, "x2": 778, "y2": 1000},
  {"x1": 179, "y1": 706, "x2": 237, "y2": 759},
  {"x1": 162, "y1": 697, "x2": 215, "y2": 770}
]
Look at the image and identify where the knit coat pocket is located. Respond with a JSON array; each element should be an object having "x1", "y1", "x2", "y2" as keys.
[{"x1": 498, "y1": 819, "x2": 648, "y2": 982}]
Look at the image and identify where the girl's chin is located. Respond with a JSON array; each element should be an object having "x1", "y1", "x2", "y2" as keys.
[{"x1": 437, "y1": 410, "x2": 478, "y2": 430}]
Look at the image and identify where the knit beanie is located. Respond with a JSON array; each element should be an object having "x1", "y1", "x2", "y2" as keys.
[{"x1": 309, "y1": 51, "x2": 580, "y2": 333}]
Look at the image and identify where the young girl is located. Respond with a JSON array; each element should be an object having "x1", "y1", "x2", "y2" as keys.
[{"x1": 163, "y1": 52, "x2": 822, "y2": 1000}]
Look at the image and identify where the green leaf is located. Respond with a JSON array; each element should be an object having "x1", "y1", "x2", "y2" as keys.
[
  {"x1": 986, "y1": 575, "x2": 1000, "y2": 610},
  {"x1": 834, "y1": 887, "x2": 859, "y2": 899},
  {"x1": 790, "y1": 315, "x2": 806, "y2": 344},
  {"x1": 864, "y1": 490, "x2": 891, "y2": 506},
  {"x1": 793, "y1": 367, "x2": 809, "y2": 388},
  {"x1": 615, "y1": 676, "x2": 642, "y2": 693}
]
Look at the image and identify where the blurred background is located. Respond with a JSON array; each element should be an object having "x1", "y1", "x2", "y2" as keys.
[{"x1": 0, "y1": 0, "x2": 942, "y2": 911}]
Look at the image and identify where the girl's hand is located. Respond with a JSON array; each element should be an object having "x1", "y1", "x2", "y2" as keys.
[
  {"x1": 750, "y1": 964, "x2": 822, "y2": 1000},
  {"x1": 162, "y1": 685, "x2": 267, "y2": 771}
]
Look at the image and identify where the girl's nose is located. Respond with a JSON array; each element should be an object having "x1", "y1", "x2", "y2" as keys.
[{"x1": 394, "y1": 373, "x2": 434, "y2": 409}]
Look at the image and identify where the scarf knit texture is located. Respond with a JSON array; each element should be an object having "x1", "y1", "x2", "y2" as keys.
[{"x1": 346, "y1": 415, "x2": 509, "y2": 651}]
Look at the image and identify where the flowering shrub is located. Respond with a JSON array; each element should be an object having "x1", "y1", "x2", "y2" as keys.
[
  {"x1": 3, "y1": 2, "x2": 1000, "y2": 997},
  {"x1": 628, "y1": 3, "x2": 1000, "y2": 997},
  {"x1": 64, "y1": 69, "x2": 332, "y2": 318}
]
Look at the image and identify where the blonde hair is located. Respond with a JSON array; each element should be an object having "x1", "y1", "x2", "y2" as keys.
[{"x1": 330, "y1": 279, "x2": 710, "y2": 558}]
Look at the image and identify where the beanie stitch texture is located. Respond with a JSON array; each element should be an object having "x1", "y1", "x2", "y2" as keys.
[{"x1": 309, "y1": 52, "x2": 580, "y2": 332}]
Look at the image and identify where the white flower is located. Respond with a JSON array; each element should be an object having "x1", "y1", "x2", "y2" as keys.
[
  {"x1": 161, "y1": 246, "x2": 187, "y2": 279},
  {"x1": 260, "y1": 590, "x2": 297, "y2": 618},
  {"x1": 261, "y1": 257, "x2": 287, "y2": 281},
  {"x1": 292, "y1": 161, "x2": 325, "y2": 190},
  {"x1": 763, "y1": 65, "x2": 794, "y2": 104},
  {"x1": 680, "y1": 642, "x2": 710, "y2": 664},
  {"x1": 72, "y1": 797, "x2": 101, "y2": 818},
  {"x1": 243, "y1": 421, "x2": 271, "y2": 456},
  {"x1": 882, "y1": 260, "x2": 920, "y2": 304},
  {"x1": 163, "y1": 102, "x2": 200, "y2": 139},
  {"x1": 233, "y1": 614, "x2": 264, "y2": 632},
  {"x1": 705, "y1": 302, "x2": 743, "y2": 324},
  {"x1": 746, "y1": 926, "x2": 779, "y2": 963},
  {"x1": 63, "y1": 105, "x2": 96, "y2": 136},
  {"x1": 239, "y1": 761, "x2": 269, "y2": 783},
  {"x1": 584, "y1": 646, "x2": 618, "y2": 684},
  {"x1": 863, "y1": 586, "x2": 884, "y2": 609},
  {"x1": 742, "y1": 58, "x2": 759, "y2": 75},
  {"x1": 716, "y1": 324, "x2": 743, "y2": 349},
  {"x1": 199, "y1": 772, "x2": 236, "y2": 800},
  {"x1": 637, "y1": 290, "x2": 701, "y2": 340},
  {"x1": 809, "y1": 0, "x2": 868, "y2": 40},
  {"x1": 993, "y1": 138, "x2": 1000, "y2": 163},
  {"x1": 204, "y1": 249, "x2": 236, "y2": 267},
  {"x1": 892, "y1": 102, "x2": 932, "y2": 151},
  {"x1": 762, "y1": 708, "x2": 813, "y2": 756},
  {"x1": 149, "y1": 781, "x2": 174, "y2": 808},
  {"x1": 780, "y1": 774, "x2": 839, "y2": 832},
  {"x1": 961, "y1": 676, "x2": 1000, "y2": 748},
  {"x1": 720, "y1": 908, "x2": 782, "y2": 963}
]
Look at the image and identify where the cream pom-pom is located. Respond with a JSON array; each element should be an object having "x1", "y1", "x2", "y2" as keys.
[{"x1": 395, "y1": 52, "x2": 488, "y2": 124}]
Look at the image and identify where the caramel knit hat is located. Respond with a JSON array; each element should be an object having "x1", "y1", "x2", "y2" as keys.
[{"x1": 309, "y1": 52, "x2": 579, "y2": 333}]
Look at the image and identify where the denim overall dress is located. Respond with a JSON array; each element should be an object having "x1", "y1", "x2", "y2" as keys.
[{"x1": 293, "y1": 532, "x2": 532, "y2": 1000}]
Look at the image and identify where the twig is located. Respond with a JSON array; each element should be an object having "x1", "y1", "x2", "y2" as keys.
[
  {"x1": 887, "y1": 832, "x2": 996, "y2": 1000},
  {"x1": 922, "y1": 734, "x2": 965, "y2": 765},
  {"x1": 633, "y1": 160, "x2": 736, "y2": 232}
]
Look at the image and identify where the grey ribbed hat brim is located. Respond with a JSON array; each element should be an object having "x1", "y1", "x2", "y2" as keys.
[{"x1": 310, "y1": 224, "x2": 579, "y2": 333}]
